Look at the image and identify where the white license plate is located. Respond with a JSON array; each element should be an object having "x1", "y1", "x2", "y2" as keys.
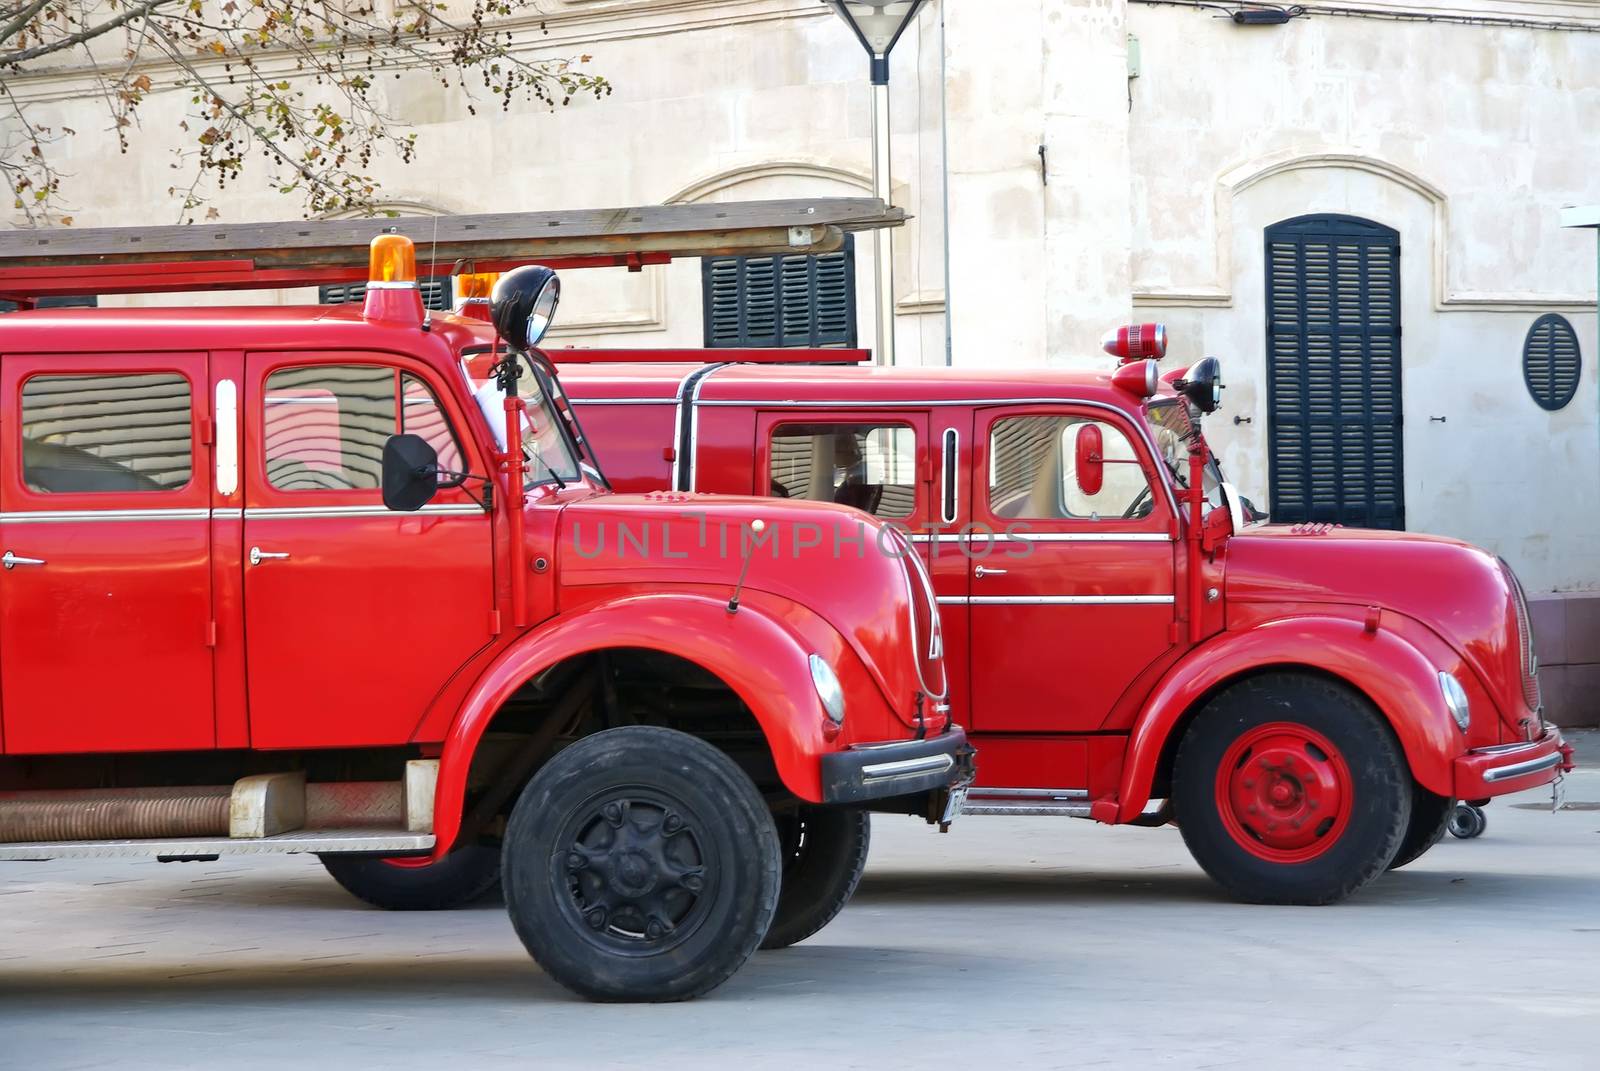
[{"x1": 940, "y1": 784, "x2": 968, "y2": 826}]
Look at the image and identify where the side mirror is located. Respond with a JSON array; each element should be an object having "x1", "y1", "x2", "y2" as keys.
[
  {"x1": 1073, "y1": 424, "x2": 1104, "y2": 496},
  {"x1": 382, "y1": 434, "x2": 439, "y2": 512}
]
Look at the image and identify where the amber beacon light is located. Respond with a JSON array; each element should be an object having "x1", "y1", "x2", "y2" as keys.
[{"x1": 362, "y1": 233, "x2": 425, "y2": 324}]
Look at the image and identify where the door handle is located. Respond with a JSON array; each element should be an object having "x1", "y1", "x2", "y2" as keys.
[
  {"x1": 249, "y1": 546, "x2": 290, "y2": 566},
  {"x1": 1, "y1": 551, "x2": 45, "y2": 570},
  {"x1": 974, "y1": 565, "x2": 1007, "y2": 578}
]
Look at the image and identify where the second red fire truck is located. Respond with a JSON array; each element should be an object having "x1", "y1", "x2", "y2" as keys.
[{"x1": 558, "y1": 325, "x2": 1573, "y2": 905}]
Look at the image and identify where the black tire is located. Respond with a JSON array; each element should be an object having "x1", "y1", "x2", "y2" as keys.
[
  {"x1": 1387, "y1": 787, "x2": 1455, "y2": 870},
  {"x1": 1172, "y1": 673, "x2": 1411, "y2": 905},
  {"x1": 1448, "y1": 802, "x2": 1488, "y2": 839},
  {"x1": 761, "y1": 807, "x2": 870, "y2": 950},
  {"x1": 501, "y1": 726, "x2": 780, "y2": 1002},
  {"x1": 320, "y1": 845, "x2": 502, "y2": 911}
]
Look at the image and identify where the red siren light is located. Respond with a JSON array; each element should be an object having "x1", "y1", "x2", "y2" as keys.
[
  {"x1": 1101, "y1": 322, "x2": 1168, "y2": 363},
  {"x1": 1112, "y1": 358, "x2": 1160, "y2": 399}
]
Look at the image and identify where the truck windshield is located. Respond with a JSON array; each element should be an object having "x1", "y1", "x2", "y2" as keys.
[
  {"x1": 1144, "y1": 396, "x2": 1222, "y2": 504},
  {"x1": 515, "y1": 358, "x2": 583, "y2": 489}
]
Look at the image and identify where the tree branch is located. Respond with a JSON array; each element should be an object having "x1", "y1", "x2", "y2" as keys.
[{"x1": 1, "y1": 0, "x2": 177, "y2": 66}]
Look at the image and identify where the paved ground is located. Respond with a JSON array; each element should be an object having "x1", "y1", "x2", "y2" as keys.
[{"x1": 3, "y1": 741, "x2": 1598, "y2": 1071}]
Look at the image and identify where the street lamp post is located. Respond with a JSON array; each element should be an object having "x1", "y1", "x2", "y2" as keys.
[{"x1": 827, "y1": 0, "x2": 928, "y2": 366}]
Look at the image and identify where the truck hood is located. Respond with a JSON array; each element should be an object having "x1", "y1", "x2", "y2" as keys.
[
  {"x1": 553, "y1": 493, "x2": 941, "y2": 725},
  {"x1": 1226, "y1": 523, "x2": 1533, "y2": 729}
]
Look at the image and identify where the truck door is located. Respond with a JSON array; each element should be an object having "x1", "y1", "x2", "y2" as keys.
[
  {"x1": 966, "y1": 405, "x2": 1177, "y2": 733},
  {"x1": 0, "y1": 353, "x2": 215, "y2": 753},
  {"x1": 240, "y1": 353, "x2": 494, "y2": 749}
]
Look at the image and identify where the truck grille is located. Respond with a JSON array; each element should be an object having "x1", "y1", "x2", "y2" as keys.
[{"x1": 1499, "y1": 559, "x2": 1541, "y2": 714}]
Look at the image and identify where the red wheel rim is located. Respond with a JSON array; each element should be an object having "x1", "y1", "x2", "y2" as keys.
[{"x1": 1214, "y1": 722, "x2": 1353, "y2": 863}]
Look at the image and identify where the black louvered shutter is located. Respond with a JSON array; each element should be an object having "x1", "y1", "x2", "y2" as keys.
[
  {"x1": 1523, "y1": 314, "x2": 1581, "y2": 411},
  {"x1": 702, "y1": 235, "x2": 856, "y2": 348},
  {"x1": 1266, "y1": 215, "x2": 1404, "y2": 530},
  {"x1": 319, "y1": 277, "x2": 450, "y2": 311},
  {"x1": 0, "y1": 295, "x2": 97, "y2": 313}
]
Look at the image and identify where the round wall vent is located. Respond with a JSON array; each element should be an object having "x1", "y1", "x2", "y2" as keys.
[{"x1": 1523, "y1": 314, "x2": 1582, "y2": 412}]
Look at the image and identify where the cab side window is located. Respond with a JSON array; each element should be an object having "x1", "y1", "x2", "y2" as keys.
[
  {"x1": 989, "y1": 415, "x2": 1152, "y2": 521},
  {"x1": 264, "y1": 365, "x2": 462, "y2": 492},
  {"x1": 769, "y1": 423, "x2": 915, "y2": 519},
  {"x1": 21, "y1": 373, "x2": 192, "y2": 494}
]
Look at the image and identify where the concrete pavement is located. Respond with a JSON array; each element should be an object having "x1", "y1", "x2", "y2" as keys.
[{"x1": 2, "y1": 763, "x2": 1597, "y2": 1071}]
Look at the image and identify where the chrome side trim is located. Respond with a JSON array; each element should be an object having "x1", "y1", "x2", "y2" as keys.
[
  {"x1": 0, "y1": 828, "x2": 435, "y2": 862},
  {"x1": 909, "y1": 532, "x2": 1171, "y2": 543},
  {"x1": 685, "y1": 364, "x2": 727, "y2": 493},
  {"x1": 941, "y1": 427, "x2": 959, "y2": 525},
  {"x1": 1481, "y1": 751, "x2": 1562, "y2": 783},
  {"x1": 570, "y1": 398, "x2": 674, "y2": 406},
  {"x1": 861, "y1": 754, "x2": 956, "y2": 780},
  {"x1": 245, "y1": 504, "x2": 483, "y2": 519},
  {"x1": 967, "y1": 787, "x2": 1088, "y2": 799},
  {"x1": 698, "y1": 397, "x2": 1181, "y2": 520},
  {"x1": 213, "y1": 508, "x2": 244, "y2": 520},
  {"x1": 0, "y1": 508, "x2": 212, "y2": 524},
  {"x1": 938, "y1": 594, "x2": 1175, "y2": 606},
  {"x1": 215, "y1": 379, "x2": 239, "y2": 496}
]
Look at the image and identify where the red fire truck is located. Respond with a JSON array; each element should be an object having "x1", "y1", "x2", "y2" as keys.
[
  {"x1": 0, "y1": 204, "x2": 971, "y2": 1002},
  {"x1": 558, "y1": 328, "x2": 1574, "y2": 905}
]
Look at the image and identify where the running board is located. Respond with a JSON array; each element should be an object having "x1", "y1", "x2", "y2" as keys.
[
  {"x1": 0, "y1": 828, "x2": 435, "y2": 862},
  {"x1": 961, "y1": 788, "x2": 1094, "y2": 818},
  {"x1": 958, "y1": 789, "x2": 1167, "y2": 820}
]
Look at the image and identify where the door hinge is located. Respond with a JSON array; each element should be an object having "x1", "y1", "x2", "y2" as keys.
[
  {"x1": 488, "y1": 609, "x2": 502, "y2": 636},
  {"x1": 199, "y1": 417, "x2": 214, "y2": 445},
  {"x1": 1168, "y1": 619, "x2": 1181, "y2": 644},
  {"x1": 205, "y1": 621, "x2": 218, "y2": 647}
]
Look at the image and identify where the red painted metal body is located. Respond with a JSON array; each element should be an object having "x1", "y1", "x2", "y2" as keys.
[
  {"x1": 558, "y1": 355, "x2": 1570, "y2": 825},
  {"x1": 0, "y1": 308, "x2": 955, "y2": 857}
]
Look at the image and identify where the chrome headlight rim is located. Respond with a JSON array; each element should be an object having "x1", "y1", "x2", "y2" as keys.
[
  {"x1": 809, "y1": 654, "x2": 846, "y2": 726},
  {"x1": 1439, "y1": 670, "x2": 1471, "y2": 733}
]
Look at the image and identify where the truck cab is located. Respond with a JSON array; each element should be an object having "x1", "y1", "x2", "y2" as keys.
[
  {"x1": 560, "y1": 331, "x2": 1572, "y2": 905},
  {"x1": 0, "y1": 216, "x2": 971, "y2": 1003}
]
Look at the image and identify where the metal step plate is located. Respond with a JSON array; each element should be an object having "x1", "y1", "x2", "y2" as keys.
[
  {"x1": 0, "y1": 828, "x2": 435, "y2": 862},
  {"x1": 962, "y1": 787, "x2": 1093, "y2": 818}
]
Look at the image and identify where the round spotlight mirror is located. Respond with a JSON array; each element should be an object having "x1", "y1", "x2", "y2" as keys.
[
  {"x1": 490, "y1": 265, "x2": 561, "y2": 351},
  {"x1": 1182, "y1": 356, "x2": 1224, "y2": 414}
]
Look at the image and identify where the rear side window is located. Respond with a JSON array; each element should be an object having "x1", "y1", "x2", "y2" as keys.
[
  {"x1": 989, "y1": 415, "x2": 1152, "y2": 521},
  {"x1": 21, "y1": 373, "x2": 193, "y2": 493},
  {"x1": 264, "y1": 365, "x2": 463, "y2": 492},
  {"x1": 769, "y1": 422, "x2": 916, "y2": 518}
]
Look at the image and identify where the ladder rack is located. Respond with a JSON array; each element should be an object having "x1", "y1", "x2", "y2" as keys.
[{"x1": 0, "y1": 198, "x2": 905, "y2": 304}]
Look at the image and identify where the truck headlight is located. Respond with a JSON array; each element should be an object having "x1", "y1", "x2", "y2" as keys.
[
  {"x1": 809, "y1": 654, "x2": 846, "y2": 726},
  {"x1": 1439, "y1": 671, "x2": 1471, "y2": 733}
]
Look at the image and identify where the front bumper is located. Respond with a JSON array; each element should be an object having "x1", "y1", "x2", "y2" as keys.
[
  {"x1": 820, "y1": 727, "x2": 975, "y2": 805},
  {"x1": 1453, "y1": 726, "x2": 1574, "y2": 800}
]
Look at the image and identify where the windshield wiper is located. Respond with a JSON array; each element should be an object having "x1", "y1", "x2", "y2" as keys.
[{"x1": 525, "y1": 448, "x2": 567, "y2": 490}]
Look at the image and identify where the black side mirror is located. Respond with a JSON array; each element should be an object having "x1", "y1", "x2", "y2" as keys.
[{"x1": 382, "y1": 434, "x2": 439, "y2": 512}]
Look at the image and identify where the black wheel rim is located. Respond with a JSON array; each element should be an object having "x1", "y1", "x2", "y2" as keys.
[{"x1": 552, "y1": 789, "x2": 715, "y2": 957}]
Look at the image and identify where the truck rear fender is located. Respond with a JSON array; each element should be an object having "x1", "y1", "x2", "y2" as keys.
[
  {"x1": 1114, "y1": 616, "x2": 1458, "y2": 823},
  {"x1": 429, "y1": 592, "x2": 831, "y2": 856}
]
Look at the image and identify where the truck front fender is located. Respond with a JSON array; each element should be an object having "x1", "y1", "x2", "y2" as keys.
[
  {"x1": 1112, "y1": 615, "x2": 1458, "y2": 823},
  {"x1": 430, "y1": 593, "x2": 830, "y2": 855}
]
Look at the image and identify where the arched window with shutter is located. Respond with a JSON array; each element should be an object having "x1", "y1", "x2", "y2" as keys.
[
  {"x1": 1523, "y1": 313, "x2": 1581, "y2": 411},
  {"x1": 1265, "y1": 214, "x2": 1404, "y2": 530}
]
